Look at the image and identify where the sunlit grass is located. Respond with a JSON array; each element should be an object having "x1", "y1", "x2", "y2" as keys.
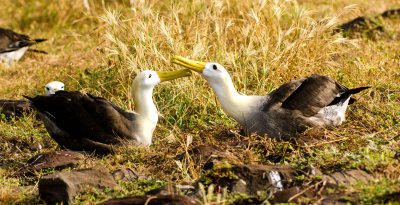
[{"x1": 0, "y1": 0, "x2": 400, "y2": 204}]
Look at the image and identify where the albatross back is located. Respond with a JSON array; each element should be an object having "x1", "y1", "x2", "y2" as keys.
[
  {"x1": 251, "y1": 74, "x2": 369, "y2": 139},
  {"x1": 26, "y1": 91, "x2": 139, "y2": 154}
]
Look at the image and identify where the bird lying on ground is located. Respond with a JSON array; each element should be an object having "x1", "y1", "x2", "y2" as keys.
[
  {"x1": 172, "y1": 55, "x2": 370, "y2": 140},
  {"x1": 25, "y1": 69, "x2": 191, "y2": 154},
  {"x1": 0, "y1": 28, "x2": 47, "y2": 67},
  {"x1": 0, "y1": 81, "x2": 64, "y2": 118}
]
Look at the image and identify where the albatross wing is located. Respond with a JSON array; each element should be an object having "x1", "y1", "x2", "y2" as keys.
[
  {"x1": 25, "y1": 91, "x2": 139, "y2": 154},
  {"x1": 0, "y1": 28, "x2": 47, "y2": 65},
  {"x1": 281, "y1": 74, "x2": 349, "y2": 117}
]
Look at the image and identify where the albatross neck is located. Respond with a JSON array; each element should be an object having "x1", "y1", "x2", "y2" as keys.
[
  {"x1": 132, "y1": 86, "x2": 158, "y2": 123},
  {"x1": 206, "y1": 75, "x2": 255, "y2": 124}
]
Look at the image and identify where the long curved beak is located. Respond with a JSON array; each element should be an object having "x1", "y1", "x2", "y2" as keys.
[
  {"x1": 156, "y1": 68, "x2": 192, "y2": 82},
  {"x1": 171, "y1": 55, "x2": 206, "y2": 73}
]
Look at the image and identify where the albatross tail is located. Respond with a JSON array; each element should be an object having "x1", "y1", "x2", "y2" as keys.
[{"x1": 329, "y1": 86, "x2": 371, "y2": 106}]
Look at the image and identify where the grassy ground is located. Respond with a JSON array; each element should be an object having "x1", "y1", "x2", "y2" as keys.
[{"x1": 1, "y1": 0, "x2": 400, "y2": 204}]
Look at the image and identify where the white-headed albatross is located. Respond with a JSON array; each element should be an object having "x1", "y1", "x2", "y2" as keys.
[
  {"x1": 24, "y1": 69, "x2": 191, "y2": 154},
  {"x1": 0, "y1": 81, "x2": 65, "y2": 118},
  {"x1": 0, "y1": 28, "x2": 47, "y2": 66},
  {"x1": 172, "y1": 55, "x2": 370, "y2": 140}
]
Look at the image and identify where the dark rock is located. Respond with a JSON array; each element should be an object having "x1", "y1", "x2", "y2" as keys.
[
  {"x1": 322, "y1": 169, "x2": 373, "y2": 186},
  {"x1": 199, "y1": 163, "x2": 301, "y2": 196},
  {"x1": 112, "y1": 168, "x2": 138, "y2": 181},
  {"x1": 38, "y1": 166, "x2": 118, "y2": 205},
  {"x1": 273, "y1": 186, "x2": 315, "y2": 203},
  {"x1": 146, "y1": 184, "x2": 197, "y2": 196},
  {"x1": 231, "y1": 164, "x2": 300, "y2": 195},
  {"x1": 25, "y1": 151, "x2": 83, "y2": 173},
  {"x1": 97, "y1": 194, "x2": 201, "y2": 205}
]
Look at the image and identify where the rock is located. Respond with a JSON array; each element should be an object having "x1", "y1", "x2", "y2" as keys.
[
  {"x1": 272, "y1": 186, "x2": 315, "y2": 203},
  {"x1": 199, "y1": 163, "x2": 301, "y2": 196},
  {"x1": 38, "y1": 166, "x2": 118, "y2": 204},
  {"x1": 112, "y1": 168, "x2": 138, "y2": 181},
  {"x1": 231, "y1": 164, "x2": 300, "y2": 195},
  {"x1": 146, "y1": 184, "x2": 197, "y2": 196},
  {"x1": 322, "y1": 169, "x2": 373, "y2": 186},
  {"x1": 97, "y1": 194, "x2": 201, "y2": 205},
  {"x1": 25, "y1": 151, "x2": 83, "y2": 173}
]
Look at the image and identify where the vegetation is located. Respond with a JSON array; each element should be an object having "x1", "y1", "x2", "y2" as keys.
[{"x1": 1, "y1": 0, "x2": 400, "y2": 204}]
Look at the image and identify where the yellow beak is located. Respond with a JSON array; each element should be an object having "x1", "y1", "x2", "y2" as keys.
[
  {"x1": 171, "y1": 55, "x2": 206, "y2": 73},
  {"x1": 156, "y1": 68, "x2": 192, "y2": 82},
  {"x1": 53, "y1": 89, "x2": 59, "y2": 92}
]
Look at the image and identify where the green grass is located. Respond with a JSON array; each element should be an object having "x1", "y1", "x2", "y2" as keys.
[{"x1": 1, "y1": 0, "x2": 400, "y2": 204}]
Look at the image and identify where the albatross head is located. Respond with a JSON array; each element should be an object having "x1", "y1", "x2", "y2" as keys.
[
  {"x1": 45, "y1": 81, "x2": 65, "y2": 95},
  {"x1": 131, "y1": 69, "x2": 191, "y2": 116},
  {"x1": 171, "y1": 55, "x2": 233, "y2": 91},
  {"x1": 171, "y1": 55, "x2": 232, "y2": 85},
  {"x1": 132, "y1": 69, "x2": 192, "y2": 92}
]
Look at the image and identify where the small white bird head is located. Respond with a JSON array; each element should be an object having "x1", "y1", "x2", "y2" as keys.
[
  {"x1": 132, "y1": 69, "x2": 191, "y2": 90},
  {"x1": 45, "y1": 81, "x2": 65, "y2": 95},
  {"x1": 171, "y1": 55, "x2": 231, "y2": 85}
]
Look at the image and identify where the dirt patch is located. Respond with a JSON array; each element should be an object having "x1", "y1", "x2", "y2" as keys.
[{"x1": 23, "y1": 151, "x2": 83, "y2": 174}]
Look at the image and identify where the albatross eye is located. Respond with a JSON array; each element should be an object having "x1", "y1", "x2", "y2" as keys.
[
  {"x1": 213, "y1": 64, "x2": 217, "y2": 70},
  {"x1": 149, "y1": 74, "x2": 152, "y2": 78},
  {"x1": 46, "y1": 87, "x2": 50, "y2": 91}
]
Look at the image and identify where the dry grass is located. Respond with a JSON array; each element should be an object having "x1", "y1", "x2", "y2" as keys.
[{"x1": 1, "y1": 0, "x2": 400, "y2": 204}]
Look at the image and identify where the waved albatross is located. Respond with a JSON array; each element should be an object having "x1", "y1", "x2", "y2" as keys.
[
  {"x1": 0, "y1": 28, "x2": 47, "y2": 66},
  {"x1": 25, "y1": 69, "x2": 191, "y2": 154},
  {"x1": 0, "y1": 81, "x2": 64, "y2": 118},
  {"x1": 172, "y1": 55, "x2": 370, "y2": 140}
]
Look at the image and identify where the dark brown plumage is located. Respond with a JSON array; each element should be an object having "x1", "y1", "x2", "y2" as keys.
[
  {"x1": 0, "y1": 28, "x2": 47, "y2": 65},
  {"x1": 23, "y1": 68, "x2": 192, "y2": 154},
  {"x1": 25, "y1": 91, "x2": 138, "y2": 154},
  {"x1": 0, "y1": 28, "x2": 46, "y2": 53}
]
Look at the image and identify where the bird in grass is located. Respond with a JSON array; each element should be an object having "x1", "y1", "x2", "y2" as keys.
[
  {"x1": 172, "y1": 55, "x2": 370, "y2": 140},
  {"x1": 0, "y1": 81, "x2": 64, "y2": 118},
  {"x1": 0, "y1": 28, "x2": 47, "y2": 67},
  {"x1": 25, "y1": 69, "x2": 191, "y2": 154}
]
